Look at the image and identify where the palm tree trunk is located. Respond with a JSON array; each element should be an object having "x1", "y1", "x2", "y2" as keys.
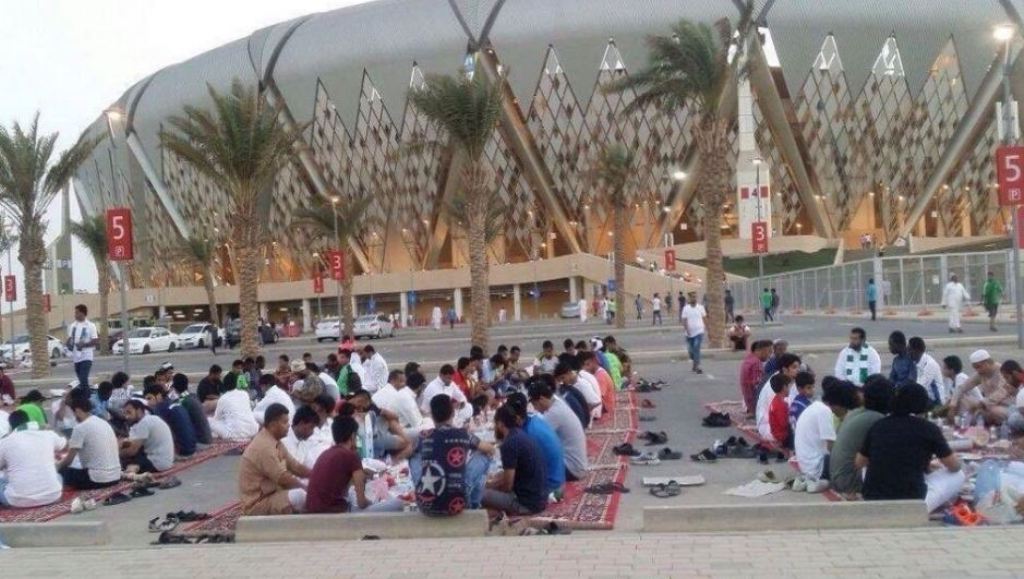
[
  {"x1": 237, "y1": 242, "x2": 260, "y2": 358},
  {"x1": 465, "y1": 165, "x2": 491, "y2": 350},
  {"x1": 20, "y1": 234, "x2": 49, "y2": 378},
  {"x1": 98, "y1": 263, "x2": 110, "y2": 355},
  {"x1": 702, "y1": 153, "x2": 730, "y2": 349},
  {"x1": 341, "y1": 251, "x2": 355, "y2": 338},
  {"x1": 203, "y1": 268, "x2": 219, "y2": 327},
  {"x1": 613, "y1": 201, "x2": 627, "y2": 329}
]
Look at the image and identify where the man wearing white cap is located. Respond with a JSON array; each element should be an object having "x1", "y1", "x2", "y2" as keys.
[
  {"x1": 949, "y1": 350, "x2": 1006, "y2": 421},
  {"x1": 941, "y1": 274, "x2": 970, "y2": 333}
]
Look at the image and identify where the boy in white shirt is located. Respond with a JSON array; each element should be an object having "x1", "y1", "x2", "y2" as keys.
[
  {"x1": 794, "y1": 381, "x2": 858, "y2": 492},
  {"x1": 67, "y1": 304, "x2": 99, "y2": 387},
  {"x1": 0, "y1": 410, "x2": 67, "y2": 508}
]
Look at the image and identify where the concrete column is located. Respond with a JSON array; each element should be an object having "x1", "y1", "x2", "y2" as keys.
[
  {"x1": 873, "y1": 256, "x2": 885, "y2": 309},
  {"x1": 453, "y1": 287, "x2": 464, "y2": 320},
  {"x1": 399, "y1": 291, "x2": 409, "y2": 329},
  {"x1": 259, "y1": 302, "x2": 268, "y2": 321},
  {"x1": 158, "y1": 305, "x2": 167, "y2": 320},
  {"x1": 301, "y1": 299, "x2": 312, "y2": 333},
  {"x1": 513, "y1": 284, "x2": 522, "y2": 321},
  {"x1": 569, "y1": 276, "x2": 578, "y2": 303},
  {"x1": 350, "y1": 296, "x2": 358, "y2": 318}
]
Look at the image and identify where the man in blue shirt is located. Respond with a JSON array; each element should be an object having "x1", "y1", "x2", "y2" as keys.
[
  {"x1": 143, "y1": 384, "x2": 197, "y2": 458},
  {"x1": 482, "y1": 405, "x2": 548, "y2": 516},
  {"x1": 866, "y1": 278, "x2": 879, "y2": 321},
  {"x1": 888, "y1": 331, "x2": 917, "y2": 387},
  {"x1": 506, "y1": 393, "x2": 565, "y2": 498},
  {"x1": 90, "y1": 381, "x2": 114, "y2": 420}
]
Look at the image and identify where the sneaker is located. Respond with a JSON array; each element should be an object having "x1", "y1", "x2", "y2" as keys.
[
  {"x1": 790, "y1": 475, "x2": 808, "y2": 492},
  {"x1": 70, "y1": 497, "x2": 85, "y2": 514},
  {"x1": 806, "y1": 478, "x2": 830, "y2": 493},
  {"x1": 83, "y1": 498, "x2": 97, "y2": 511}
]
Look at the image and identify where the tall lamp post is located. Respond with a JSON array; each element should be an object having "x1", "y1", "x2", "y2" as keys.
[
  {"x1": 330, "y1": 196, "x2": 343, "y2": 331},
  {"x1": 753, "y1": 156, "x2": 766, "y2": 326},
  {"x1": 995, "y1": 24, "x2": 1024, "y2": 349},
  {"x1": 105, "y1": 108, "x2": 131, "y2": 373}
]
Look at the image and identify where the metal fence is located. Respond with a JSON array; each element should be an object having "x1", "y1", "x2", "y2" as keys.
[{"x1": 728, "y1": 250, "x2": 1013, "y2": 313}]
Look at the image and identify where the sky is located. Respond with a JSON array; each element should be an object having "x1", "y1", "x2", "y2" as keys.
[{"x1": 0, "y1": 0, "x2": 371, "y2": 310}]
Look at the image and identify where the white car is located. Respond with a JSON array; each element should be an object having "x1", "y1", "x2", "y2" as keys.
[
  {"x1": 179, "y1": 323, "x2": 215, "y2": 349},
  {"x1": 353, "y1": 314, "x2": 394, "y2": 339},
  {"x1": 315, "y1": 317, "x2": 342, "y2": 342},
  {"x1": 0, "y1": 334, "x2": 66, "y2": 361},
  {"x1": 113, "y1": 327, "x2": 182, "y2": 355}
]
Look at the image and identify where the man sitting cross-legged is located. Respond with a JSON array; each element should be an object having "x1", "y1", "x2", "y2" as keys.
[
  {"x1": 482, "y1": 405, "x2": 548, "y2": 516},
  {"x1": 409, "y1": 394, "x2": 495, "y2": 515},
  {"x1": 283, "y1": 406, "x2": 329, "y2": 470},
  {"x1": 170, "y1": 373, "x2": 212, "y2": 446},
  {"x1": 56, "y1": 397, "x2": 122, "y2": 490},
  {"x1": 210, "y1": 373, "x2": 259, "y2": 441},
  {"x1": 504, "y1": 392, "x2": 565, "y2": 499},
  {"x1": 305, "y1": 415, "x2": 405, "y2": 514},
  {"x1": 143, "y1": 383, "x2": 197, "y2": 459},
  {"x1": 120, "y1": 399, "x2": 176, "y2": 474},
  {"x1": 239, "y1": 403, "x2": 310, "y2": 515},
  {"x1": 0, "y1": 410, "x2": 66, "y2": 508}
]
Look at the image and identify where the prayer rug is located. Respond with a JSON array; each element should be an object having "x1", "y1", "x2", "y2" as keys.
[{"x1": 0, "y1": 440, "x2": 246, "y2": 523}]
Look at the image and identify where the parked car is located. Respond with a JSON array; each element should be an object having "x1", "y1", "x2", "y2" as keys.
[
  {"x1": 560, "y1": 301, "x2": 581, "y2": 319},
  {"x1": 225, "y1": 319, "x2": 242, "y2": 348},
  {"x1": 353, "y1": 314, "x2": 394, "y2": 339},
  {"x1": 315, "y1": 317, "x2": 342, "y2": 342},
  {"x1": 112, "y1": 327, "x2": 181, "y2": 355},
  {"x1": 0, "y1": 334, "x2": 66, "y2": 361},
  {"x1": 179, "y1": 323, "x2": 215, "y2": 349}
]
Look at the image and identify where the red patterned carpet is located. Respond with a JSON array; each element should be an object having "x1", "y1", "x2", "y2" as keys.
[
  {"x1": 178, "y1": 391, "x2": 640, "y2": 536},
  {"x1": 0, "y1": 440, "x2": 246, "y2": 523}
]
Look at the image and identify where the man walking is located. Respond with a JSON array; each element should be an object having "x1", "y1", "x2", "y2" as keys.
[
  {"x1": 724, "y1": 289, "x2": 735, "y2": 323},
  {"x1": 941, "y1": 274, "x2": 970, "y2": 334},
  {"x1": 982, "y1": 271, "x2": 1003, "y2": 332},
  {"x1": 67, "y1": 304, "x2": 99, "y2": 387},
  {"x1": 681, "y1": 292, "x2": 707, "y2": 374},
  {"x1": 651, "y1": 293, "x2": 663, "y2": 326},
  {"x1": 866, "y1": 278, "x2": 878, "y2": 321},
  {"x1": 634, "y1": 294, "x2": 643, "y2": 321},
  {"x1": 208, "y1": 323, "x2": 218, "y2": 355},
  {"x1": 770, "y1": 288, "x2": 780, "y2": 318},
  {"x1": 760, "y1": 288, "x2": 774, "y2": 322}
]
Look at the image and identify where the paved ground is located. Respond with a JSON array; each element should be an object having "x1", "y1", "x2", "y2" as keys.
[{"x1": 5, "y1": 527, "x2": 1024, "y2": 577}]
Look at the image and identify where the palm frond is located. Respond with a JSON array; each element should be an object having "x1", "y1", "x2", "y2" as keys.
[
  {"x1": 68, "y1": 214, "x2": 107, "y2": 262},
  {"x1": 407, "y1": 72, "x2": 503, "y2": 162},
  {"x1": 173, "y1": 234, "x2": 218, "y2": 268},
  {"x1": 584, "y1": 143, "x2": 637, "y2": 208},
  {"x1": 293, "y1": 194, "x2": 373, "y2": 249},
  {"x1": 447, "y1": 189, "x2": 505, "y2": 244}
]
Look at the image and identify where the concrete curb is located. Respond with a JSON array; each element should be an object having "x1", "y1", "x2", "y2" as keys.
[
  {"x1": 642, "y1": 500, "x2": 927, "y2": 533},
  {"x1": 235, "y1": 510, "x2": 488, "y2": 542},
  {"x1": 0, "y1": 522, "x2": 111, "y2": 548}
]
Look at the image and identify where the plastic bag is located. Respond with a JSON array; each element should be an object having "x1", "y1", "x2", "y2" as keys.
[{"x1": 973, "y1": 460, "x2": 1024, "y2": 525}]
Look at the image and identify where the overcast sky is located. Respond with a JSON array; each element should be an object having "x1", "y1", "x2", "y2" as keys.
[{"x1": 0, "y1": 0, "x2": 370, "y2": 311}]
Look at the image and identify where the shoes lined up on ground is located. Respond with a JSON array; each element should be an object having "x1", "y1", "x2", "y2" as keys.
[
  {"x1": 630, "y1": 452, "x2": 661, "y2": 466},
  {"x1": 152, "y1": 531, "x2": 233, "y2": 545},
  {"x1": 690, "y1": 449, "x2": 718, "y2": 462},
  {"x1": 639, "y1": 431, "x2": 668, "y2": 446},
  {"x1": 69, "y1": 497, "x2": 97, "y2": 514},
  {"x1": 613, "y1": 443, "x2": 641, "y2": 457}
]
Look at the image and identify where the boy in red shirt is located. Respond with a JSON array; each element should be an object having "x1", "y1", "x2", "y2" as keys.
[{"x1": 768, "y1": 373, "x2": 794, "y2": 450}]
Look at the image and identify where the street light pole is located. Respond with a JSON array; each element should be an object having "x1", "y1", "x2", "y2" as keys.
[
  {"x1": 754, "y1": 156, "x2": 765, "y2": 327},
  {"x1": 119, "y1": 264, "x2": 130, "y2": 374},
  {"x1": 997, "y1": 25, "x2": 1024, "y2": 349},
  {"x1": 331, "y1": 197, "x2": 343, "y2": 333},
  {"x1": 6, "y1": 238, "x2": 14, "y2": 344}
]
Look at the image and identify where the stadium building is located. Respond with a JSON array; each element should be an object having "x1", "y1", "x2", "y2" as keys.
[{"x1": 65, "y1": 0, "x2": 1024, "y2": 327}]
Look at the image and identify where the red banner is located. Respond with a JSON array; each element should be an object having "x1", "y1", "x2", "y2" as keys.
[
  {"x1": 664, "y1": 249, "x2": 676, "y2": 272},
  {"x1": 752, "y1": 222, "x2": 769, "y2": 254},
  {"x1": 328, "y1": 250, "x2": 345, "y2": 281},
  {"x1": 998, "y1": 146, "x2": 1024, "y2": 206},
  {"x1": 313, "y1": 272, "x2": 324, "y2": 294},
  {"x1": 3, "y1": 275, "x2": 15, "y2": 303},
  {"x1": 106, "y1": 207, "x2": 134, "y2": 261},
  {"x1": 43, "y1": 293, "x2": 51, "y2": 313}
]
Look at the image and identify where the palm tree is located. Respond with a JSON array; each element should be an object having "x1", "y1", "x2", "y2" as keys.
[
  {"x1": 176, "y1": 235, "x2": 221, "y2": 327},
  {"x1": 592, "y1": 143, "x2": 636, "y2": 329},
  {"x1": 162, "y1": 80, "x2": 304, "y2": 358},
  {"x1": 604, "y1": 14, "x2": 751, "y2": 348},
  {"x1": 0, "y1": 114, "x2": 97, "y2": 377},
  {"x1": 408, "y1": 70, "x2": 504, "y2": 349},
  {"x1": 69, "y1": 215, "x2": 111, "y2": 355},
  {"x1": 294, "y1": 195, "x2": 371, "y2": 336}
]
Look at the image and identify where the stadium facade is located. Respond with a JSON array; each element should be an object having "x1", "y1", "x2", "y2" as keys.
[{"x1": 70, "y1": 0, "x2": 1024, "y2": 318}]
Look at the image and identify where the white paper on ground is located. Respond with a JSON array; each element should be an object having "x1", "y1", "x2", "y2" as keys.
[
  {"x1": 643, "y1": 475, "x2": 706, "y2": 487},
  {"x1": 724, "y1": 479, "x2": 786, "y2": 498}
]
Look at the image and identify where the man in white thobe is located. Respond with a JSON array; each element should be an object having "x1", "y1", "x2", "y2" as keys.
[
  {"x1": 942, "y1": 274, "x2": 971, "y2": 333},
  {"x1": 579, "y1": 298, "x2": 588, "y2": 323},
  {"x1": 431, "y1": 306, "x2": 442, "y2": 331}
]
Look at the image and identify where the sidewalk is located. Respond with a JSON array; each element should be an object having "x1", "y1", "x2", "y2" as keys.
[{"x1": 3, "y1": 526, "x2": 1021, "y2": 577}]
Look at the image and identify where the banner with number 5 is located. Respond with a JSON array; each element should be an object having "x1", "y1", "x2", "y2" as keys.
[
  {"x1": 997, "y1": 146, "x2": 1024, "y2": 207},
  {"x1": 328, "y1": 249, "x2": 345, "y2": 281},
  {"x1": 106, "y1": 207, "x2": 134, "y2": 261}
]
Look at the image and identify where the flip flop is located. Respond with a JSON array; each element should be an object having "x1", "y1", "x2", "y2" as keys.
[
  {"x1": 649, "y1": 481, "x2": 682, "y2": 498},
  {"x1": 657, "y1": 448, "x2": 683, "y2": 460},
  {"x1": 613, "y1": 443, "x2": 641, "y2": 457},
  {"x1": 130, "y1": 486, "x2": 155, "y2": 498},
  {"x1": 640, "y1": 399, "x2": 656, "y2": 409},
  {"x1": 103, "y1": 493, "x2": 131, "y2": 506},
  {"x1": 148, "y1": 516, "x2": 179, "y2": 533},
  {"x1": 158, "y1": 476, "x2": 182, "y2": 490},
  {"x1": 644, "y1": 432, "x2": 668, "y2": 446},
  {"x1": 639, "y1": 414, "x2": 657, "y2": 422},
  {"x1": 690, "y1": 449, "x2": 718, "y2": 462}
]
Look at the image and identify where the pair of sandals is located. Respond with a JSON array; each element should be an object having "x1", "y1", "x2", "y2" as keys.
[
  {"x1": 636, "y1": 382, "x2": 663, "y2": 393},
  {"x1": 630, "y1": 448, "x2": 683, "y2": 465},
  {"x1": 639, "y1": 414, "x2": 657, "y2": 422},
  {"x1": 147, "y1": 510, "x2": 210, "y2": 533},
  {"x1": 702, "y1": 411, "x2": 731, "y2": 427},
  {"x1": 640, "y1": 399, "x2": 657, "y2": 409},
  {"x1": 649, "y1": 481, "x2": 682, "y2": 498},
  {"x1": 639, "y1": 431, "x2": 668, "y2": 446},
  {"x1": 153, "y1": 530, "x2": 233, "y2": 545},
  {"x1": 583, "y1": 482, "x2": 630, "y2": 495},
  {"x1": 613, "y1": 443, "x2": 642, "y2": 457}
]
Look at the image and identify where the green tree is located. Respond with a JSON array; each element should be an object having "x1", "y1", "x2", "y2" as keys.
[
  {"x1": 176, "y1": 235, "x2": 221, "y2": 328},
  {"x1": 294, "y1": 195, "x2": 371, "y2": 336},
  {"x1": 68, "y1": 214, "x2": 111, "y2": 355},
  {"x1": 0, "y1": 114, "x2": 97, "y2": 377},
  {"x1": 604, "y1": 13, "x2": 752, "y2": 347},
  {"x1": 592, "y1": 143, "x2": 636, "y2": 329},
  {"x1": 162, "y1": 80, "x2": 304, "y2": 357},
  {"x1": 408, "y1": 69, "x2": 504, "y2": 349}
]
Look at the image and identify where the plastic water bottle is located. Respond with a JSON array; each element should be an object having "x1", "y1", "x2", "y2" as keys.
[
  {"x1": 959, "y1": 411, "x2": 970, "y2": 429},
  {"x1": 989, "y1": 426, "x2": 998, "y2": 444},
  {"x1": 975, "y1": 414, "x2": 986, "y2": 428}
]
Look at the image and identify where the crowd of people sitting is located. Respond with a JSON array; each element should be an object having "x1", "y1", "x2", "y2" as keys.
[
  {"x1": 738, "y1": 327, "x2": 1024, "y2": 512},
  {"x1": 0, "y1": 330, "x2": 633, "y2": 522}
]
